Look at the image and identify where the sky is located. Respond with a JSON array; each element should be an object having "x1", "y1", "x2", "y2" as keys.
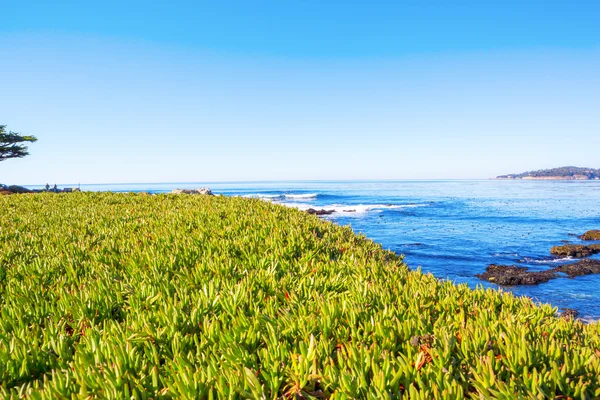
[{"x1": 1, "y1": 1, "x2": 599, "y2": 184}]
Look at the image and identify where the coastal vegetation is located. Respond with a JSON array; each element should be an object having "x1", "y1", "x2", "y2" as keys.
[
  {"x1": 2, "y1": 193, "x2": 600, "y2": 398},
  {"x1": 496, "y1": 166, "x2": 600, "y2": 180}
]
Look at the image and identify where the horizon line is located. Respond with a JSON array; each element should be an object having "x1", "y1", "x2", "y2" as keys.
[{"x1": 17, "y1": 177, "x2": 582, "y2": 187}]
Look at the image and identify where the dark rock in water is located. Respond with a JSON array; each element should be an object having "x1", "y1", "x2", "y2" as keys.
[
  {"x1": 306, "y1": 208, "x2": 334, "y2": 216},
  {"x1": 343, "y1": 209, "x2": 356, "y2": 213},
  {"x1": 560, "y1": 308, "x2": 579, "y2": 320},
  {"x1": 550, "y1": 244, "x2": 600, "y2": 258},
  {"x1": 476, "y1": 264, "x2": 556, "y2": 285},
  {"x1": 553, "y1": 259, "x2": 600, "y2": 277},
  {"x1": 580, "y1": 230, "x2": 600, "y2": 241},
  {"x1": 477, "y1": 259, "x2": 600, "y2": 286}
]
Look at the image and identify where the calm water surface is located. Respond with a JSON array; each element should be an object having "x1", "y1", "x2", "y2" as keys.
[{"x1": 29, "y1": 180, "x2": 600, "y2": 320}]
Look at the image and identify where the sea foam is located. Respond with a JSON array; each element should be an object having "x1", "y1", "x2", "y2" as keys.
[
  {"x1": 281, "y1": 202, "x2": 430, "y2": 215},
  {"x1": 283, "y1": 193, "x2": 318, "y2": 200}
]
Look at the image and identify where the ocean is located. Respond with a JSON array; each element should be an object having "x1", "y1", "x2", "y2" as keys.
[{"x1": 28, "y1": 180, "x2": 600, "y2": 320}]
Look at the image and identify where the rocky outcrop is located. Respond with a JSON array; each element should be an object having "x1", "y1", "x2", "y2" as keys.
[
  {"x1": 550, "y1": 244, "x2": 600, "y2": 258},
  {"x1": 306, "y1": 208, "x2": 334, "y2": 215},
  {"x1": 476, "y1": 264, "x2": 556, "y2": 285},
  {"x1": 560, "y1": 308, "x2": 579, "y2": 320},
  {"x1": 580, "y1": 230, "x2": 600, "y2": 241},
  {"x1": 6, "y1": 185, "x2": 33, "y2": 194},
  {"x1": 477, "y1": 259, "x2": 600, "y2": 286},
  {"x1": 171, "y1": 188, "x2": 213, "y2": 195},
  {"x1": 553, "y1": 259, "x2": 600, "y2": 277}
]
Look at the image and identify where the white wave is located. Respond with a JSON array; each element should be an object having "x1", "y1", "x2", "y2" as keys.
[
  {"x1": 283, "y1": 193, "x2": 318, "y2": 200},
  {"x1": 280, "y1": 202, "x2": 430, "y2": 215},
  {"x1": 520, "y1": 256, "x2": 573, "y2": 264},
  {"x1": 398, "y1": 203, "x2": 430, "y2": 208},
  {"x1": 570, "y1": 293, "x2": 594, "y2": 299},
  {"x1": 242, "y1": 193, "x2": 282, "y2": 199},
  {"x1": 579, "y1": 317, "x2": 598, "y2": 324}
]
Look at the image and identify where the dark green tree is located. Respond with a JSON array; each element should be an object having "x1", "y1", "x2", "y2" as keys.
[{"x1": 0, "y1": 125, "x2": 37, "y2": 162}]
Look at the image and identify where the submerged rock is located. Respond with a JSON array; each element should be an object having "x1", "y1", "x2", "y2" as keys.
[
  {"x1": 580, "y1": 230, "x2": 600, "y2": 241},
  {"x1": 550, "y1": 244, "x2": 600, "y2": 258},
  {"x1": 306, "y1": 208, "x2": 334, "y2": 216},
  {"x1": 476, "y1": 264, "x2": 556, "y2": 285}
]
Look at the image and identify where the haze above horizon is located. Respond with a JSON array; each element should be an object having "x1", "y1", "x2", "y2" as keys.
[{"x1": 2, "y1": 1, "x2": 599, "y2": 184}]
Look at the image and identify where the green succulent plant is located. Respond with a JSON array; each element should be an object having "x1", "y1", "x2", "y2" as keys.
[{"x1": 1, "y1": 193, "x2": 599, "y2": 399}]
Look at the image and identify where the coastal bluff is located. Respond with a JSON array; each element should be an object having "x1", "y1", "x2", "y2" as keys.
[{"x1": 496, "y1": 166, "x2": 600, "y2": 180}]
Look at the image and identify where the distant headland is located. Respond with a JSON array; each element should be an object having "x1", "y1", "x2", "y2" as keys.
[{"x1": 496, "y1": 166, "x2": 600, "y2": 180}]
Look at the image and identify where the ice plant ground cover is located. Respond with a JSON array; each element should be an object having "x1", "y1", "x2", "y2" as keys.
[{"x1": 1, "y1": 193, "x2": 599, "y2": 399}]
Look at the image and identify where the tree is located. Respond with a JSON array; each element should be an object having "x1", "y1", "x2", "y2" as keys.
[{"x1": 0, "y1": 125, "x2": 37, "y2": 162}]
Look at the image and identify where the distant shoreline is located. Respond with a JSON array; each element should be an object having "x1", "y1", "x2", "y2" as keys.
[
  {"x1": 495, "y1": 176, "x2": 600, "y2": 181},
  {"x1": 495, "y1": 166, "x2": 600, "y2": 180}
]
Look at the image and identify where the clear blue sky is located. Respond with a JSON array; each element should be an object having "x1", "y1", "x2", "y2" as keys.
[{"x1": 1, "y1": 1, "x2": 599, "y2": 184}]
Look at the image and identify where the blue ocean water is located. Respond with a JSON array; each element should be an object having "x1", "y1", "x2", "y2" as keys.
[{"x1": 28, "y1": 180, "x2": 600, "y2": 320}]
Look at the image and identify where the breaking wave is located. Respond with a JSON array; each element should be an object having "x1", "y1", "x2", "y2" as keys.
[
  {"x1": 281, "y1": 202, "x2": 430, "y2": 215},
  {"x1": 242, "y1": 193, "x2": 318, "y2": 200},
  {"x1": 519, "y1": 256, "x2": 574, "y2": 264},
  {"x1": 283, "y1": 193, "x2": 318, "y2": 200}
]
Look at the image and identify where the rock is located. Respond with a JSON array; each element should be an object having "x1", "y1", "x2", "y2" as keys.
[
  {"x1": 306, "y1": 208, "x2": 334, "y2": 215},
  {"x1": 476, "y1": 264, "x2": 556, "y2": 285},
  {"x1": 477, "y1": 259, "x2": 600, "y2": 286},
  {"x1": 7, "y1": 185, "x2": 33, "y2": 194},
  {"x1": 550, "y1": 244, "x2": 600, "y2": 258},
  {"x1": 553, "y1": 259, "x2": 600, "y2": 277},
  {"x1": 171, "y1": 188, "x2": 213, "y2": 195},
  {"x1": 196, "y1": 188, "x2": 213, "y2": 195},
  {"x1": 580, "y1": 230, "x2": 600, "y2": 241},
  {"x1": 560, "y1": 308, "x2": 579, "y2": 320}
]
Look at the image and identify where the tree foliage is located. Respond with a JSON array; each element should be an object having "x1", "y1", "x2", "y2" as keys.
[{"x1": 0, "y1": 125, "x2": 38, "y2": 162}]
